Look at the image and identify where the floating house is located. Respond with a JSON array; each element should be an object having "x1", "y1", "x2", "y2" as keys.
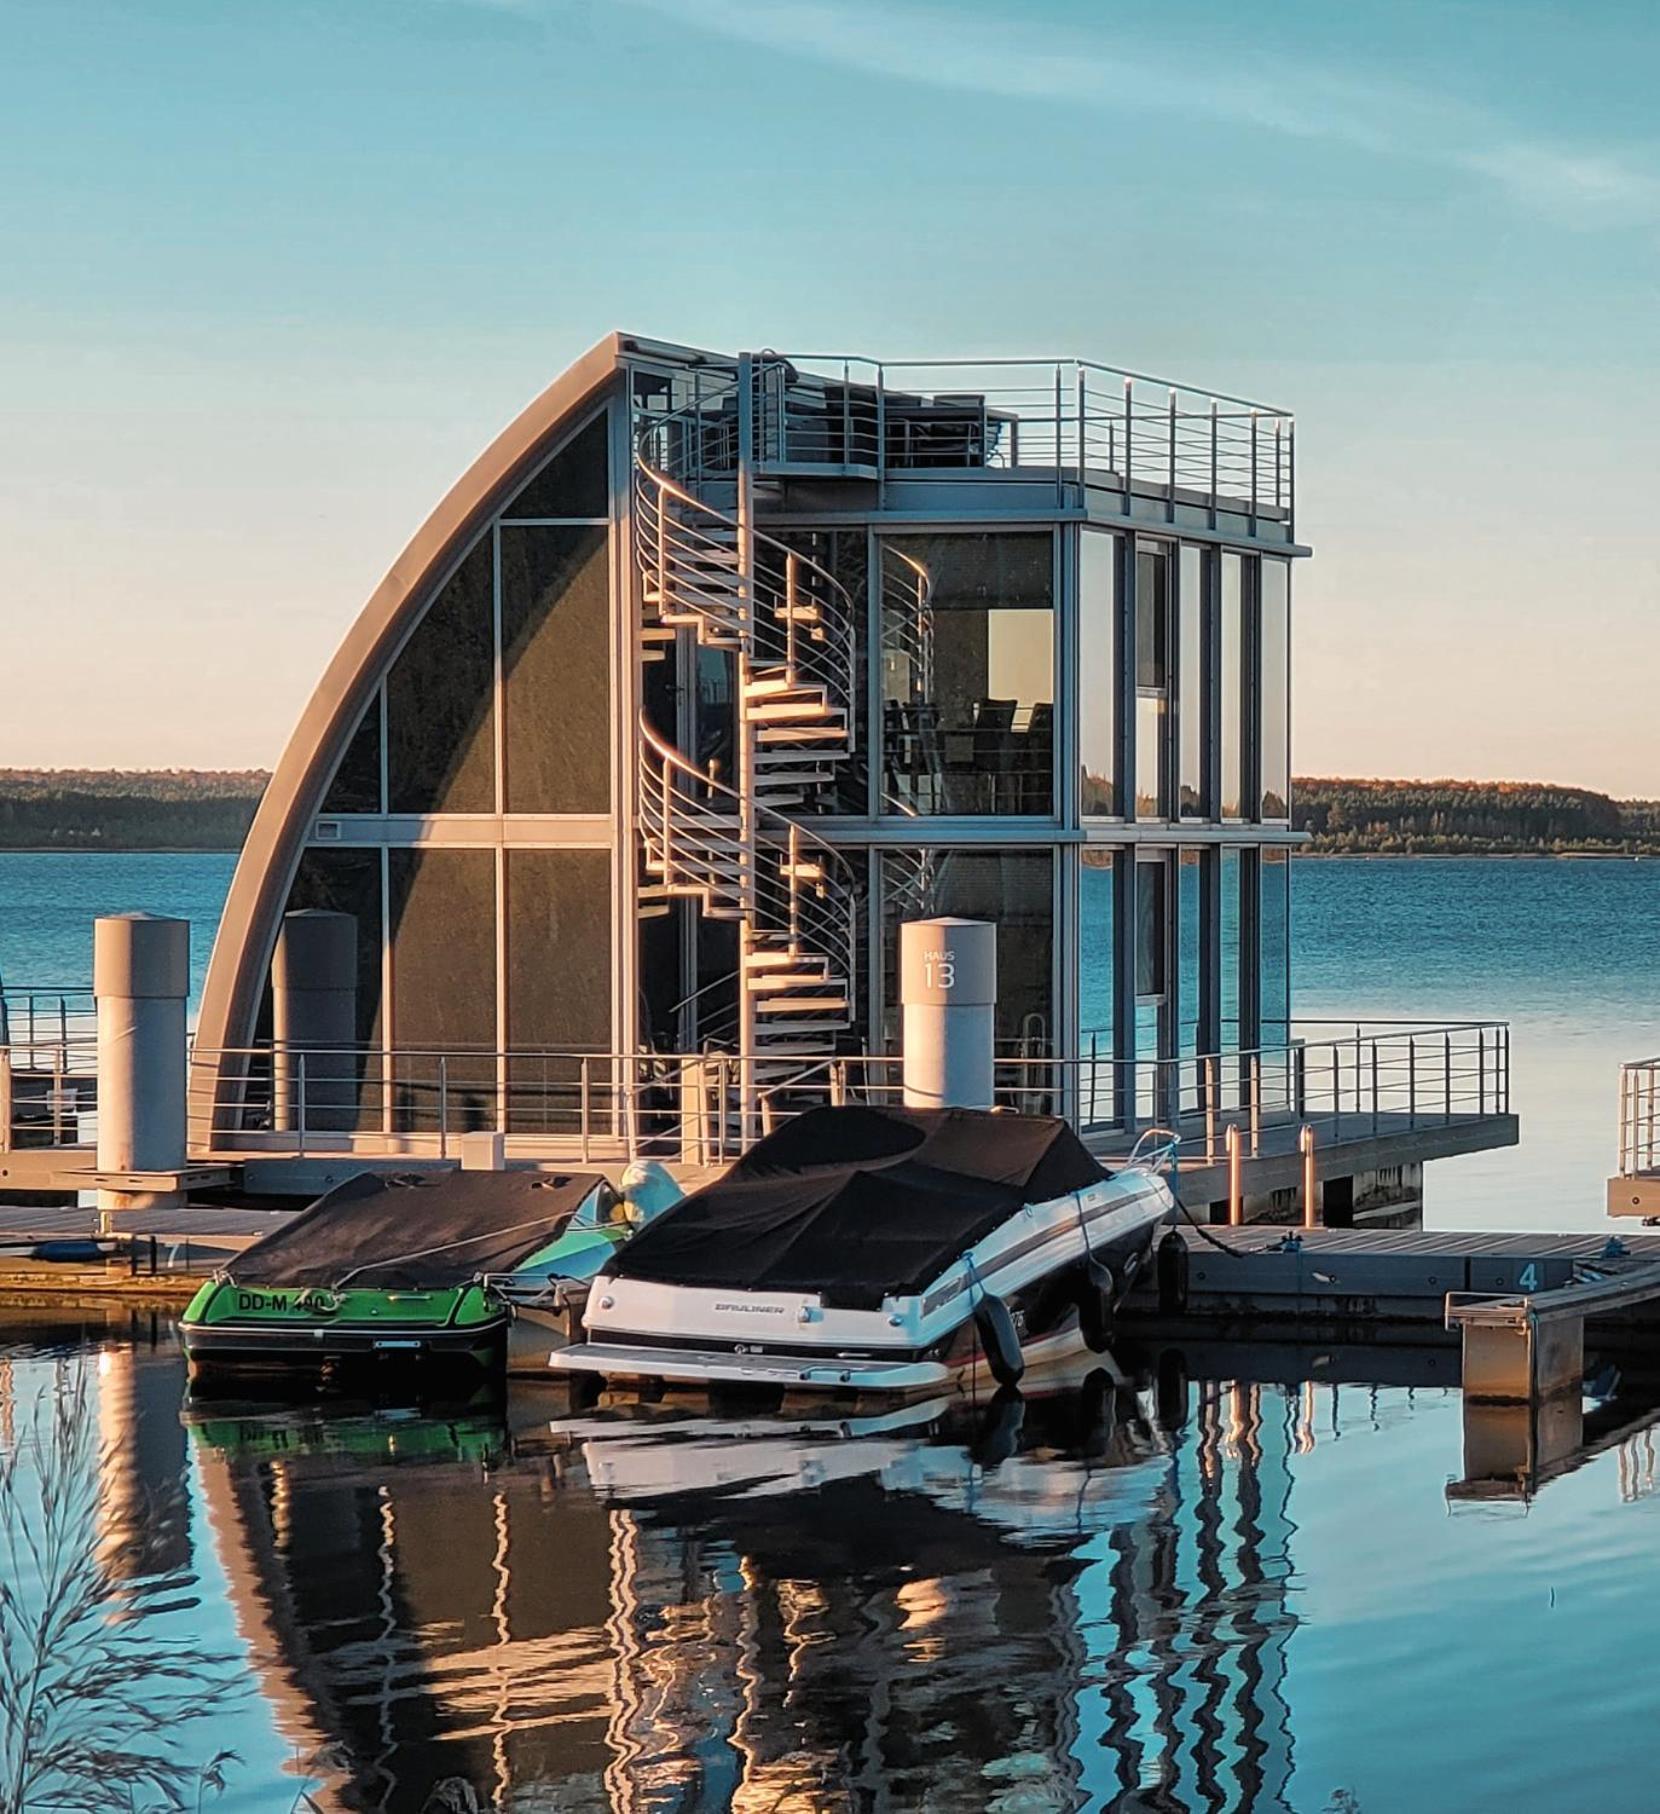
[{"x1": 2, "y1": 334, "x2": 1516, "y2": 1218}]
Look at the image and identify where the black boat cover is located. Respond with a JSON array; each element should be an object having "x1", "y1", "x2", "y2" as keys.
[
  {"x1": 608, "y1": 1107, "x2": 1111, "y2": 1309},
  {"x1": 225, "y1": 1170, "x2": 607, "y2": 1290}
]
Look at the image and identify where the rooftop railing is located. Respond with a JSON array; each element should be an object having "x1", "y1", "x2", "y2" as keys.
[
  {"x1": 639, "y1": 349, "x2": 1296, "y2": 534},
  {"x1": 0, "y1": 987, "x2": 99, "y2": 1154}
]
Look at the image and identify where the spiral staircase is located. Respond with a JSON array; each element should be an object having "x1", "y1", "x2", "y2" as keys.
[{"x1": 632, "y1": 378, "x2": 862, "y2": 1068}]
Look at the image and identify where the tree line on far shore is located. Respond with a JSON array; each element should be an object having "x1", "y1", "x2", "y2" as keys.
[{"x1": 0, "y1": 769, "x2": 1656, "y2": 855}]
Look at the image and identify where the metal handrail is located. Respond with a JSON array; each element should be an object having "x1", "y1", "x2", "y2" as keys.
[{"x1": 1619, "y1": 1058, "x2": 1660, "y2": 1178}]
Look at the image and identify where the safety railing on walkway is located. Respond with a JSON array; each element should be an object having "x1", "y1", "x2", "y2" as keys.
[
  {"x1": 0, "y1": 987, "x2": 99, "y2": 1154},
  {"x1": 186, "y1": 1019, "x2": 1508, "y2": 1168},
  {"x1": 1618, "y1": 1057, "x2": 1660, "y2": 1178}
]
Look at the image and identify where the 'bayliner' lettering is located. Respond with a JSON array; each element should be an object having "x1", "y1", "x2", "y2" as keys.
[{"x1": 714, "y1": 1302, "x2": 787, "y2": 1315}]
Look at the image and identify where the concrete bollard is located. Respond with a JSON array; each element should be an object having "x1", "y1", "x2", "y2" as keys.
[
  {"x1": 900, "y1": 918, "x2": 997, "y2": 1110},
  {"x1": 95, "y1": 914, "x2": 189, "y2": 1211},
  {"x1": 272, "y1": 910, "x2": 358, "y2": 1134}
]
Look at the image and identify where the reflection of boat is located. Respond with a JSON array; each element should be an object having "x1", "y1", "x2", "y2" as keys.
[
  {"x1": 551, "y1": 1106, "x2": 1174, "y2": 1395},
  {"x1": 181, "y1": 1169, "x2": 626, "y2": 1382}
]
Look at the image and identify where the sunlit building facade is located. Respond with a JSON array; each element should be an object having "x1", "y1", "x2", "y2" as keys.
[{"x1": 191, "y1": 332, "x2": 1306, "y2": 1165}]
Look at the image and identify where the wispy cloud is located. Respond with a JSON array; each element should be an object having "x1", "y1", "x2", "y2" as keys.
[{"x1": 604, "y1": 0, "x2": 1660, "y2": 226}]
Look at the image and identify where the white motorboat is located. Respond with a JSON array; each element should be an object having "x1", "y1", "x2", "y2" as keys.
[{"x1": 548, "y1": 1106, "x2": 1176, "y2": 1397}]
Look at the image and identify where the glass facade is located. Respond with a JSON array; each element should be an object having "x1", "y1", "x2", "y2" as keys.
[
  {"x1": 1134, "y1": 546, "x2": 1171, "y2": 819},
  {"x1": 1220, "y1": 552, "x2": 1244, "y2": 822},
  {"x1": 1079, "y1": 850, "x2": 1115, "y2": 1124},
  {"x1": 1078, "y1": 530, "x2": 1118, "y2": 817},
  {"x1": 387, "y1": 539, "x2": 496, "y2": 816},
  {"x1": 506, "y1": 849, "x2": 612, "y2": 1130},
  {"x1": 1260, "y1": 847, "x2": 1290, "y2": 1048},
  {"x1": 500, "y1": 524, "x2": 610, "y2": 813},
  {"x1": 1178, "y1": 545, "x2": 1206, "y2": 819},
  {"x1": 880, "y1": 533, "x2": 1054, "y2": 815},
  {"x1": 1259, "y1": 557, "x2": 1290, "y2": 821}
]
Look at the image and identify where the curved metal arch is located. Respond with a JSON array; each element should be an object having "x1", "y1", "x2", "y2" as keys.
[{"x1": 190, "y1": 333, "x2": 627, "y2": 1138}]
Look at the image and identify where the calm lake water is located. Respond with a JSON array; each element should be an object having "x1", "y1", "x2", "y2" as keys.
[
  {"x1": 4, "y1": 853, "x2": 1660, "y2": 1810},
  {"x1": 4, "y1": 849, "x2": 1657, "y2": 1228}
]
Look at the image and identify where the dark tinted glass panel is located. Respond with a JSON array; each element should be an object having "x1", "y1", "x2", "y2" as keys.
[
  {"x1": 1260, "y1": 558, "x2": 1290, "y2": 820},
  {"x1": 278, "y1": 848, "x2": 384, "y2": 1130},
  {"x1": 387, "y1": 538, "x2": 495, "y2": 816},
  {"x1": 1135, "y1": 548, "x2": 1171, "y2": 819},
  {"x1": 1178, "y1": 545, "x2": 1206, "y2": 819},
  {"x1": 880, "y1": 849, "x2": 1053, "y2": 1055},
  {"x1": 500, "y1": 414, "x2": 609, "y2": 519},
  {"x1": 1135, "y1": 549, "x2": 1169, "y2": 688},
  {"x1": 1135, "y1": 859, "x2": 1166, "y2": 999},
  {"x1": 1220, "y1": 554, "x2": 1244, "y2": 820},
  {"x1": 500, "y1": 524, "x2": 610, "y2": 813},
  {"x1": 1078, "y1": 532, "x2": 1118, "y2": 816},
  {"x1": 506, "y1": 849, "x2": 611, "y2": 1131},
  {"x1": 320, "y1": 693, "x2": 382, "y2": 815},
  {"x1": 881, "y1": 533, "x2": 1054, "y2": 816},
  {"x1": 388, "y1": 848, "x2": 496, "y2": 1131},
  {"x1": 1080, "y1": 849, "x2": 1116, "y2": 1127},
  {"x1": 1261, "y1": 847, "x2": 1290, "y2": 1036},
  {"x1": 1179, "y1": 849, "x2": 1202, "y2": 1057}
]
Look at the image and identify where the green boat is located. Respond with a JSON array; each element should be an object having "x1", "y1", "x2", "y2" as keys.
[{"x1": 181, "y1": 1168, "x2": 630, "y2": 1384}]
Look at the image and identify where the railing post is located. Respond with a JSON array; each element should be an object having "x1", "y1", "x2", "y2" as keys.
[
  {"x1": 1300, "y1": 1124, "x2": 1317, "y2": 1229},
  {"x1": 1166, "y1": 386, "x2": 1177, "y2": 523},
  {"x1": 1076, "y1": 366, "x2": 1087, "y2": 493},
  {"x1": 296, "y1": 1052, "x2": 308, "y2": 1158},
  {"x1": 580, "y1": 1058, "x2": 591, "y2": 1164},
  {"x1": 1249, "y1": 408, "x2": 1259, "y2": 533},
  {"x1": 1408, "y1": 1035, "x2": 1417, "y2": 1126},
  {"x1": 1123, "y1": 376, "x2": 1134, "y2": 503},
  {"x1": 1370, "y1": 1040, "x2": 1379, "y2": 1134},
  {"x1": 437, "y1": 1055, "x2": 448, "y2": 1161},
  {"x1": 52, "y1": 1044, "x2": 67, "y2": 1146},
  {"x1": 1054, "y1": 363, "x2": 1064, "y2": 507},
  {"x1": 875, "y1": 365, "x2": 887, "y2": 508},
  {"x1": 0, "y1": 1048, "x2": 10, "y2": 1155},
  {"x1": 1250, "y1": 1054, "x2": 1261, "y2": 1156},
  {"x1": 1209, "y1": 398, "x2": 1219, "y2": 530},
  {"x1": 1205, "y1": 1055, "x2": 1217, "y2": 1161},
  {"x1": 1444, "y1": 1031, "x2": 1453, "y2": 1123},
  {"x1": 1478, "y1": 1026, "x2": 1486, "y2": 1115}
]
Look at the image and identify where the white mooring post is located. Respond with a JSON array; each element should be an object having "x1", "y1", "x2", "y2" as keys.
[
  {"x1": 94, "y1": 913, "x2": 188, "y2": 1213},
  {"x1": 900, "y1": 918, "x2": 997, "y2": 1110}
]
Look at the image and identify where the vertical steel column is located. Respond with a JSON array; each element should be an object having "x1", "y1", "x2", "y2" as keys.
[{"x1": 735, "y1": 353, "x2": 759, "y2": 1140}]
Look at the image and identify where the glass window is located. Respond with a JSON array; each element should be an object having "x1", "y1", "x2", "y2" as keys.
[
  {"x1": 1134, "y1": 547, "x2": 1170, "y2": 819},
  {"x1": 1079, "y1": 531, "x2": 1118, "y2": 817},
  {"x1": 1220, "y1": 846, "x2": 1243, "y2": 1051},
  {"x1": 880, "y1": 849, "x2": 1053, "y2": 1055},
  {"x1": 1133, "y1": 856, "x2": 1169, "y2": 1121},
  {"x1": 1260, "y1": 847, "x2": 1290, "y2": 1043},
  {"x1": 387, "y1": 538, "x2": 496, "y2": 816},
  {"x1": 1178, "y1": 849, "x2": 1202, "y2": 1058},
  {"x1": 880, "y1": 533, "x2": 1054, "y2": 816},
  {"x1": 500, "y1": 524, "x2": 610, "y2": 813},
  {"x1": 1079, "y1": 849, "x2": 1115, "y2": 1126},
  {"x1": 764, "y1": 529, "x2": 869, "y2": 813},
  {"x1": 1135, "y1": 857, "x2": 1166, "y2": 1000},
  {"x1": 499, "y1": 414, "x2": 609, "y2": 519},
  {"x1": 321, "y1": 693, "x2": 382, "y2": 815},
  {"x1": 1178, "y1": 545, "x2": 1206, "y2": 819},
  {"x1": 1220, "y1": 554, "x2": 1245, "y2": 821},
  {"x1": 1259, "y1": 558, "x2": 1290, "y2": 821},
  {"x1": 506, "y1": 849, "x2": 612, "y2": 1131},
  {"x1": 388, "y1": 848, "x2": 496, "y2": 1131}
]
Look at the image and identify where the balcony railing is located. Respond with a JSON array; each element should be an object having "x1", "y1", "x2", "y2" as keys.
[
  {"x1": 1618, "y1": 1058, "x2": 1660, "y2": 1178},
  {"x1": 183, "y1": 1020, "x2": 1507, "y2": 1169},
  {"x1": 0, "y1": 986, "x2": 98, "y2": 1154}
]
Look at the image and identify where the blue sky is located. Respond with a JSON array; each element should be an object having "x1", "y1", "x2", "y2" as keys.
[{"x1": 4, "y1": 0, "x2": 1658, "y2": 791}]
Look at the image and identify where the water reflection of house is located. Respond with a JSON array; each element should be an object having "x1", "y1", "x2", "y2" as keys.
[{"x1": 181, "y1": 1371, "x2": 1317, "y2": 1812}]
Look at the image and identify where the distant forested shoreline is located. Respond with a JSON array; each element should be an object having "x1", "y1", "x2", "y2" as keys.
[
  {"x1": 0, "y1": 769, "x2": 268, "y2": 850},
  {"x1": 0, "y1": 769, "x2": 1656, "y2": 855}
]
